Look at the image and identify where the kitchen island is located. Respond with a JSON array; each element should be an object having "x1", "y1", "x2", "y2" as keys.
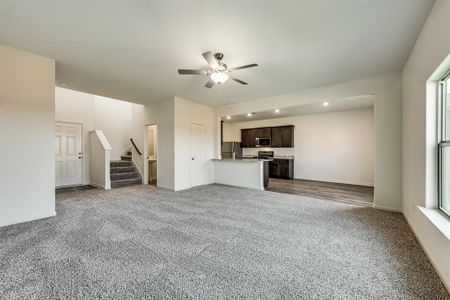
[{"x1": 212, "y1": 158, "x2": 269, "y2": 190}]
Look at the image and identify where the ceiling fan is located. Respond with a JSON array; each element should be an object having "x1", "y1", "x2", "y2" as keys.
[{"x1": 178, "y1": 51, "x2": 258, "y2": 88}]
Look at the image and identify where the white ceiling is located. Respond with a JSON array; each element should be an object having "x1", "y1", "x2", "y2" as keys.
[
  {"x1": 222, "y1": 95, "x2": 374, "y2": 123},
  {"x1": 0, "y1": 0, "x2": 434, "y2": 106}
]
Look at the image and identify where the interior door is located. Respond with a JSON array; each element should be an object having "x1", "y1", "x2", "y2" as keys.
[
  {"x1": 190, "y1": 123, "x2": 206, "y2": 188},
  {"x1": 55, "y1": 122, "x2": 82, "y2": 187}
]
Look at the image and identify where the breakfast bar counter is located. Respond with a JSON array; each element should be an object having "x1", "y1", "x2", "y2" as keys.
[{"x1": 212, "y1": 158, "x2": 269, "y2": 190}]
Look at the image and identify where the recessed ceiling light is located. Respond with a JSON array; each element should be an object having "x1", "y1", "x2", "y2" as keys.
[
  {"x1": 323, "y1": 102, "x2": 329, "y2": 107},
  {"x1": 247, "y1": 113, "x2": 252, "y2": 117},
  {"x1": 275, "y1": 109, "x2": 280, "y2": 113},
  {"x1": 226, "y1": 116, "x2": 231, "y2": 120}
]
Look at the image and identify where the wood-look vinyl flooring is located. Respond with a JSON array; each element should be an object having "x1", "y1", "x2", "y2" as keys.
[{"x1": 266, "y1": 178, "x2": 374, "y2": 207}]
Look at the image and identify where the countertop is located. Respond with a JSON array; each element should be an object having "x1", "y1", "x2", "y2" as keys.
[
  {"x1": 273, "y1": 156, "x2": 295, "y2": 160},
  {"x1": 212, "y1": 158, "x2": 271, "y2": 163},
  {"x1": 240, "y1": 156, "x2": 295, "y2": 160}
]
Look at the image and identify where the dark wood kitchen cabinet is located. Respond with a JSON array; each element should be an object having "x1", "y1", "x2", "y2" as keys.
[
  {"x1": 241, "y1": 125, "x2": 294, "y2": 148},
  {"x1": 247, "y1": 129, "x2": 256, "y2": 147},
  {"x1": 241, "y1": 127, "x2": 270, "y2": 148},
  {"x1": 269, "y1": 159, "x2": 294, "y2": 179},
  {"x1": 271, "y1": 125, "x2": 294, "y2": 148},
  {"x1": 241, "y1": 129, "x2": 249, "y2": 148},
  {"x1": 254, "y1": 127, "x2": 271, "y2": 139}
]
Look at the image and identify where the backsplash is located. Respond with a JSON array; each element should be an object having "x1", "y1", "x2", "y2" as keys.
[{"x1": 242, "y1": 147, "x2": 295, "y2": 157}]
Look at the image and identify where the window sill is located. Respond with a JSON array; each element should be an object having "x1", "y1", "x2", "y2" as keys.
[{"x1": 418, "y1": 206, "x2": 450, "y2": 241}]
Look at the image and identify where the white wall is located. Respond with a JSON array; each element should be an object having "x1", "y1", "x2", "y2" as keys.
[
  {"x1": 131, "y1": 99, "x2": 175, "y2": 190},
  {"x1": 224, "y1": 108, "x2": 374, "y2": 186},
  {"x1": 55, "y1": 87, "x2": 136, "y2": 185},
  {"x1": 174, "y1": 97, "x2": 215, "y2": 191},
  {"x1": 216, "y1": 73, "x2": 402, "y2": 211},
  {"x1": 130, "y1": 97, "x2": 216, "y2": 191},
  {"x1": 402, "y1": 0, "x2": 450, "y2": 290},
  {"x1": 0, "y1": 45, "x2": 55, "y2": 227},
  {"x1": 93, "y1": 96, "x2": 132, "y2": 160},
  {"x1": 89, "y1": 130, "x2": 112, "y2": 189}
]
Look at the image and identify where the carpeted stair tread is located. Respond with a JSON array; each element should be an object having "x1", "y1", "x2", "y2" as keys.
[
  {"x1": 109, "y1": 159, "x2": 141, "y2": 188},
  {"x1": 110, "y1": 160, "x2": 132, "y2": 167},
  {"x1": 111, "y1": 172, "x2": 140, "y2": 181},
  {"x1": 111, "y1": 178, "x2": 142, "y2": 188},
  {"x1": 110, "y1": 166, "x2": 135, "y2": 173}
]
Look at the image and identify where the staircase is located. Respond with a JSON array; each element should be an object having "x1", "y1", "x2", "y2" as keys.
[{"x1": 110, "y1": 152, "x2": 141, "y2": 188}]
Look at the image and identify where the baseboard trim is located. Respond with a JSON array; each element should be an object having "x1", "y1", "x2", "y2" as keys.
[
  {"x1": 156, "y1": 184, "x2": 174, "y2": 191},
  {"x1": 90, "y1": 182, "x2": 105, "y2": 189},
  {"x1": 0, "y1": 211, "x2": 56, "y2": 228},
  {"x1": 372, "y1": 204, "x2": 402, "y2": 213},
  {"x1": 293, "y1": 177, "x2": 374, "y2": 187}
]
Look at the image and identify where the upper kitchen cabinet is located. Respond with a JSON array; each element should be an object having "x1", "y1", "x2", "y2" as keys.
[
  {"x1": 241, "y1": 127, "x2": 270, "y2": 148},
  {"x1": 271, "y1": 125, "x2": 294, "y2": 148},
  {"x1": 254, "y1": 127, "x2": 271, "y2": 139},
  {"x1": 241, "y1": 128, "x2": 256, "y2": 148},
  {"x1": 241, "y1": 125, "x2": 294, "y2": 148},
  {"x1": 241, "y1": 129, "x2": 249, "y2": 148},
  {"x1": 247, "y1": 129, "x2": 256, "y2": 148}
]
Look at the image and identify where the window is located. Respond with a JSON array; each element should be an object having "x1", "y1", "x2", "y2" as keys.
[{"x1": 438, "y1": 70, "x2": 450, "y2": 217}]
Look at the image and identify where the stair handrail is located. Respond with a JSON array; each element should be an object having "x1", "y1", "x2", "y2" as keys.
[{"x1": 130, "y1": 138, "x2": 142, "y2": 156}]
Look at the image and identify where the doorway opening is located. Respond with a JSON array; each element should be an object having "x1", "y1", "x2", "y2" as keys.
[
  {"x1": 145, "y1": 125, "x2": 158, "y2": 186},
  {"x1": 220, "y1": 98, "x2": 375, "y2": 207}
]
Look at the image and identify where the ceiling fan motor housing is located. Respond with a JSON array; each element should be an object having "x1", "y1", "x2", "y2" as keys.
[
  {"x1": 177, "y1": 51, "x2": 257, "y2": 88},
  {"x1": 214, "y1": 52, "x2": 224, "y2": 61}
]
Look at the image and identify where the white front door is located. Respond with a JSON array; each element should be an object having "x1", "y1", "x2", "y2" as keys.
[
  {"x1": 55, "y1": 122, "x2": 83, "y2": 187},
  {"x1": 190, "y1": 123, "x2": 206, "y2": 188}
]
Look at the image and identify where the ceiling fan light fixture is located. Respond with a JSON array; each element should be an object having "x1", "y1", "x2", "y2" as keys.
[{"x1": 210, "y1": 72, "x2": 229, "y2": 84}]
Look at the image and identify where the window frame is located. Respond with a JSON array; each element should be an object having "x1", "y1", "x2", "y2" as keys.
[{"x1": 438, "y1": 70, "x2": 450, "y2": 218}]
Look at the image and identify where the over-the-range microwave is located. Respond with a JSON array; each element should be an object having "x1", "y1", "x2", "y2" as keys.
[{"x1": 256, "y1": 137, "x2": 271, "y2": 147}]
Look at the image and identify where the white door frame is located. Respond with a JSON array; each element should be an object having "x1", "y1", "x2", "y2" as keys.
[
  {"x1": 143, "y1": 124, "x2": 158, "y2": 185},
  {"x1": 55, "y1": 121, "x2": 83, "y2": 187}
]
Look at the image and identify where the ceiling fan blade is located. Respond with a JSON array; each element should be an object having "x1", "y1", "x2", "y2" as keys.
[
  {"x1": 228, "y1": 64, "x2": 258, "y2": 72},
  {"x1": 202, "y1": 51, "x2": 219, "y2": 68},
  {"x1": 178, "y1": 69, "x2": 207, "y2": 75},
  {"x1": 230, "y1": 77, "x2": 248, "y2": 85},
  {"x1": 205, "y1": 79, "x2": 215, "y2": 88}
]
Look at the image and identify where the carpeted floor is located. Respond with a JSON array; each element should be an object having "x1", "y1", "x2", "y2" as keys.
[{"x1": 0, "y1": 184, "x2": 448, "y2": 299}]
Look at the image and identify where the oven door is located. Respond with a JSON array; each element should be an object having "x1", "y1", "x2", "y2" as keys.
[{"x1": 256, "y1": 138, "x2": 271, "y2": 147}]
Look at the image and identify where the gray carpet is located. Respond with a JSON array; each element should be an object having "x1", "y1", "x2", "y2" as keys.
[{"x1": 0, "y1": 184, "x2": 448, "y2": 299}]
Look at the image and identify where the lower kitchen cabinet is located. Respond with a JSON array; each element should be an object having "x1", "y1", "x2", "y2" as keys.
[{"x1": 269, "y1": 159, "x2": 294, "y2": 179}]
